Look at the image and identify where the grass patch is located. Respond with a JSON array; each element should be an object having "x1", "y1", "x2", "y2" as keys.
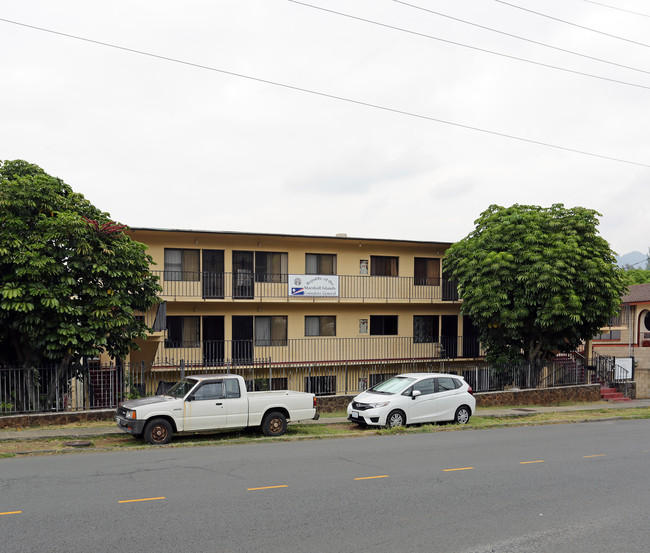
[{"x1": 2, "y1": 406, "x2": 649, "y2": 458}]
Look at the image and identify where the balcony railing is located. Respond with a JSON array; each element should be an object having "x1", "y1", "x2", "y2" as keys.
[
  {"x1": 151, "y1": 270, "x2": 459, "y2": 302},
  {"x1": 152, "y1": 335, "x2": 483, "y2": 368}
]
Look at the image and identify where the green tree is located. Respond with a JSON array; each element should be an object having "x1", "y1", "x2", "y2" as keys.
[
  {"x1": 0, "y1": 160, "x2": 160, "y2": 377},
  {"x1": 622, "y1": 268, "x2": 650, "y2": 286},
  {"x1": 444, "y1": 204, "x2": 626, "y2": 366}
]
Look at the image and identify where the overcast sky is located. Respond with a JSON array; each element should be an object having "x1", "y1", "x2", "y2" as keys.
[{"x1": 2, "y1": 0, "x2": 649, "y2": 255}]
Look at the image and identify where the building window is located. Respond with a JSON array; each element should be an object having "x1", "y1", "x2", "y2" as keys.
[
  {"x1": 255, "y1": 252, "x2": 288, "y2": 283},
  {"x1": 370, "y1": 315, "x2": 398, "y2": 335},
  {"x1": 165, "y1": 316, "x2": 200, "y2": 347},
  {"x1": 164, "y1": 249, "x2": 200, "y2": 281},
  {"x1": 593, "y1": 330, "x2": 621, "y2": 340},
  {"x1": 306, "y1": 253, "x2": 337, "y2": 275},
  {"x1": 305, "y1": 316, "x2": 336, "y2": 336},
  {"x1": 413, "y1": 315, "x2": 439, "y2": 343},
  {"x1": 371, "y1": 256, "x2": 398, "y2": 276},
  {"x1": 414, "y1": 258, "x2": 441, "y2": 286},
  {"x1": 255, "y1": 316, "x2": 288, "y2": 346},
  {"x1": 305, "y1": 375, "x2": 336, "y2": 396}
]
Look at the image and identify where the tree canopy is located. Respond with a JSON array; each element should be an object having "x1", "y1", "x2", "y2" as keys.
[
  {"x1": 444, "y1": 204, "x2": 626, "y2": 365},
  {"x1": 0, "y1": 160, "x2": 160, "y2": 369}
]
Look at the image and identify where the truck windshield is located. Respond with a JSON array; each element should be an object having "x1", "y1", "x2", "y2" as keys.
[
  {"x1": 166, "y1": 379, "x2": 197, "y2": 399},
  {"x1": 367, "y1": 376, "x2": 416, "y2": 395}
]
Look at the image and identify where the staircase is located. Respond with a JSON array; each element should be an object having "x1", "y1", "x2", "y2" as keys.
[{"x1": 600, "y1": 386, "x2": 631, "y2": 402}]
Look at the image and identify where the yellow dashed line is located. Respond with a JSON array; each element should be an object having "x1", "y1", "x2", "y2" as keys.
[
  {"x1": 118, "y1": 497, "x2": 166, "y2": 503},
  {"x1": 0, "y1": 511, "x2": 22, "y2": 516},
  {"x1": 520, "y1": 460, "x2": 545, "y2": 464},
  {"x1": 443, "y1": 467, "x2": 474, "y2": 472},
  {"x1": 583, "y1": 454, "x2": 606, "y2": 458},
  {"x1": 247, "y1": 485, "x2": 288, "y2": 491},
  {"x1": 354, "y1": 475, "x2": 389, "y2": 480}
]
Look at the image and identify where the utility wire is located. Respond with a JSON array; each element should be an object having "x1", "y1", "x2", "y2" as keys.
[
  {"x1": 1, "y1": 16, "x2": 649, "y2": 169},
  {"x1": 289, "y1": 1, "x2": 650, "y2": 91},
  {"x1": 394, "y1": 0, "x2": 650, "y2": 77},
  {"x1": 580, "y1": 0, "x2": 650, "y2": 19},
  {"x1": 496, "y1": 0, "x2": 650, "y2": 48}
]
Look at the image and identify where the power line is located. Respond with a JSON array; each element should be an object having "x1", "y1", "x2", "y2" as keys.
[
  {"x1": 580, "y1": 0, "x2": 650, "y2": 19},
  {"x1": 289, "y1": 1, "x2": 650, "y2": 91},
  {"x1": 394, "y1": 0, "x2": 650, "y2": 77},
  {"x1": 496, "y1": 0, "x2": 650, "y2": 48},
  {"x1": 0, "y1": 16, "x2": 649, "y2": 169}
]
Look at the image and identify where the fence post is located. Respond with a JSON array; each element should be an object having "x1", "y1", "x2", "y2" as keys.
[
  {"x1": 180, "y1": 359, "x2": 185, "y2": 380},
  {"x1": 269, "y1": 358, "x2": 273, "y2": 391},
  {"x1": 345, "y1": 363, "x2": 348, "y2": 395}
]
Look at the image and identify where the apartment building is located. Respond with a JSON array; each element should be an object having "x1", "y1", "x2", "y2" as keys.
[{"x1": 120, "y1": 228, "x2": 482, "y2": 395}]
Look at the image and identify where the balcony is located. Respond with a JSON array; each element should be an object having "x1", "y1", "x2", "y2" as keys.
[
  {"x1": 151, "y1": 335, "x2": 483, "y2": 368},
  {"x1": 152, "y1": 271, "x2": 459, "y2": 303}
]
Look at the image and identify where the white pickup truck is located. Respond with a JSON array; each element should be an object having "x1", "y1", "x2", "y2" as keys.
[{"x1": 115, "y1": 374, "x2": 318, "y2": 444}]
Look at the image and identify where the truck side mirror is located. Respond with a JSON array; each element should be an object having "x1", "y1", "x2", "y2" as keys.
[{"x1": 186, "y1": 395, "x2": 194, "y2": 402}]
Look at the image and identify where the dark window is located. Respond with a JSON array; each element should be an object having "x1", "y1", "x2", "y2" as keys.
[
  {"x1": 414, "y1": 257, "x2": 441, "y2": 286},
  {"x1": 305, "y1": 316, "x2": 336, "y2": 336},
  {"x1": 370, "y1": 315, "x2": 398, "y2": 336},
  {"x1": 164, "y1": 249, "x2": 200, "y2": 281},
  {"x1": 371, "y1": 256, "x2": 399, "y2": 277},
  {"x1": 436, "y1": 377, "x2": 461, "y2": 391},
  {"x1": 410, "y1": 377, "x2": 435, "y2": 396},
  {"x1": 193, "y1": 381, "x2": 224, "y2": 400},
  {"x1": 225, "y1": 379, "x2": 241, "y2": 398},
  {"x1": 305, "y1": 375, "x2": 336, "y2": 396},
  {"x1": 255, "y1": 252, "x2": 288, "y2": 283},
  {"x1": 165, "y1": 316, "x2": 200, "y2": 348},
  {"x1": 255, "y1": 316, "x2": 288, "y2": 346},
  {"x1": 306, "y1": 253, "x2": 337, "y2": 275},
  {"x1": 593, "y1": 330, "x2": 621, "y2": 340},
  {"x1": 413, "y1": 315, "x2": 439, "y2": 343}
]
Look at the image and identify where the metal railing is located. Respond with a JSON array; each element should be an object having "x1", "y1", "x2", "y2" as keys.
[
  {"x1": 153, "y1": 336, "x2": 484, "y2": 367},
  {"x1": 151, "y1": 270, "x2": 459, "y2": 302},
  {"x1": 2, "y1": 350, "x2": 631, "y2": 415}
]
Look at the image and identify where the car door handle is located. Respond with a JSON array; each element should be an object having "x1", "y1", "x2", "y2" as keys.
[{"x1": 215, "y1": 402, "x2": 223, "y2": 406}]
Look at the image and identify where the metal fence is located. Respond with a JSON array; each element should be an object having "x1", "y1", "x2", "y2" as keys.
[{"x1": 0, "y1": 352, "x2": 630, "y2": 415}]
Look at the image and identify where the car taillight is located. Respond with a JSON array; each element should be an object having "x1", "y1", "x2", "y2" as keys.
[
  {"x1": 313, "y1": 397, "x2": 317, "y2": 408},
  {"x1": 468, "y1": 386, "x2": 474, "y2": 395}
]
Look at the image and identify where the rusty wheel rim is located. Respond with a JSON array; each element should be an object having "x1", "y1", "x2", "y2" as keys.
[
  {"x1": 269, "y1": 417, "x2": 282, "y2": 434},
  {"x1": 151, "y1": 424, "x2": 168, "y2": 442}
]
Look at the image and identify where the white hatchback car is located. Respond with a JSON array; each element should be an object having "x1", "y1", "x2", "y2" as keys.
[{"x1": 347, "y1": 373, "x2": 476, "y2": 428}]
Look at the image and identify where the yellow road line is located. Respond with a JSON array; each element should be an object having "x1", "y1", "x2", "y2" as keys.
[
  {"x1": 0, "y1": 511, "x2": 22, "y2": 516},
  {"x1": 247, "y1": 485, "x2": 288, "y2": 491},
  {"x1": 583, "y1": 454, "x2": 606, "y2": 458},
  {"x1": 520, "y1": 460, "x2": 545, "y2": 464},
  {"x1": 354, "y1": 475, "x2": 389, "y2": 480},
  {"x1": 118, "y1": 497, "x2": 166, "y2": 503},
  {"x1": 443, "y1": 467, "x2": 474, "y2": 472}
]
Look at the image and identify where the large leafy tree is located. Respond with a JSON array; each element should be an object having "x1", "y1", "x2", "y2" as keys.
[
  {"x1": 0, "y1": 160, "x2": 160, "y2": 372},
  {"x1": 444, "y1": 204, "x2": 626, "y2": 365}
]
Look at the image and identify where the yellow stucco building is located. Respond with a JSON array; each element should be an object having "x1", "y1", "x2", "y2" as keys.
[{"x1": 117, "y1": 228, "x2": 482, "y2": 395}]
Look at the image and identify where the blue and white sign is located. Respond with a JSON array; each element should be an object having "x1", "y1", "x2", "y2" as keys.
[{"x1": 289, "y1": 275, "x2": 339, "y2": 297}]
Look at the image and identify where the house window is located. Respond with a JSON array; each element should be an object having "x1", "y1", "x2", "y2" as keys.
[
  {"x1": 593, "y1": 330, "x2": 621, "y2": 340},
  {"x1": 414, "y1": 258, "x2": 441, "y2": 286},
  {"x1": 255, "y1": 252, "x2": 288, "y2": 283},
  {"x1": 165, "y1": 316, "x2": 200, "y2": 348},
  {"x1": 370, "y1": 315, "x2": 398, "y2": 335},
  {"x1": 164, "y1": 249, "x2": 200, "y2": 281},
  {"x1": 305, "y1": 316, "x2": 336, "y2": 336},
  {"x1": 306, "y1": 253, "x2": 337, "y2": 275},
  {"x1": 413, "y1": 315, "x2": 438, "y2": 343},
  {"x1": 255, "y1": 316, "x2": 288, "y2": 346},
  {"x1": 305, "y1": 375, "x2": 336, "y2": 396},
  {"x1": 371, "y1": 256, "x2": 398, "y2": 276}
]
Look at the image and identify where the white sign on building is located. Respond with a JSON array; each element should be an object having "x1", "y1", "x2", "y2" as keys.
[{"x1": 289, "y1": 275, "x2": 339, "y2": 297}]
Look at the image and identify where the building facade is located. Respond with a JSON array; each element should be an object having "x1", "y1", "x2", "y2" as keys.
[{"x1": 113, "y1": 228, "x2": 482, "y2": 395}]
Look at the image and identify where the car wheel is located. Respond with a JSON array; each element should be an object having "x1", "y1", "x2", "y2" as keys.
[
  {"x1": 386, "y1": 409, "x2": 406, "y2": 429},
  {"x1": 143, "y1": 418, "x2": 173, "y2": 445},
  {"x1": 454, "y1": 405, "x2": 471, "y2": 425},
  {"x1": 262, "y1": 411, "x2": 287, "y2": 436}
]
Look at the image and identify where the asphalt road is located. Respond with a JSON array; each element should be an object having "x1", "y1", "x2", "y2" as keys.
[{"x1": 1, "y1": 420, "x2": 649, "y2": 553}]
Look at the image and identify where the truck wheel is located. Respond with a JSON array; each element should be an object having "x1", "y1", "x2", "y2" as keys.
[
  {"x1": 262, "y1": 411, "x2": 287, "y2": 437},
  {"x1": 144, "y1": 418, "x2": 173, "y2": 445}
]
